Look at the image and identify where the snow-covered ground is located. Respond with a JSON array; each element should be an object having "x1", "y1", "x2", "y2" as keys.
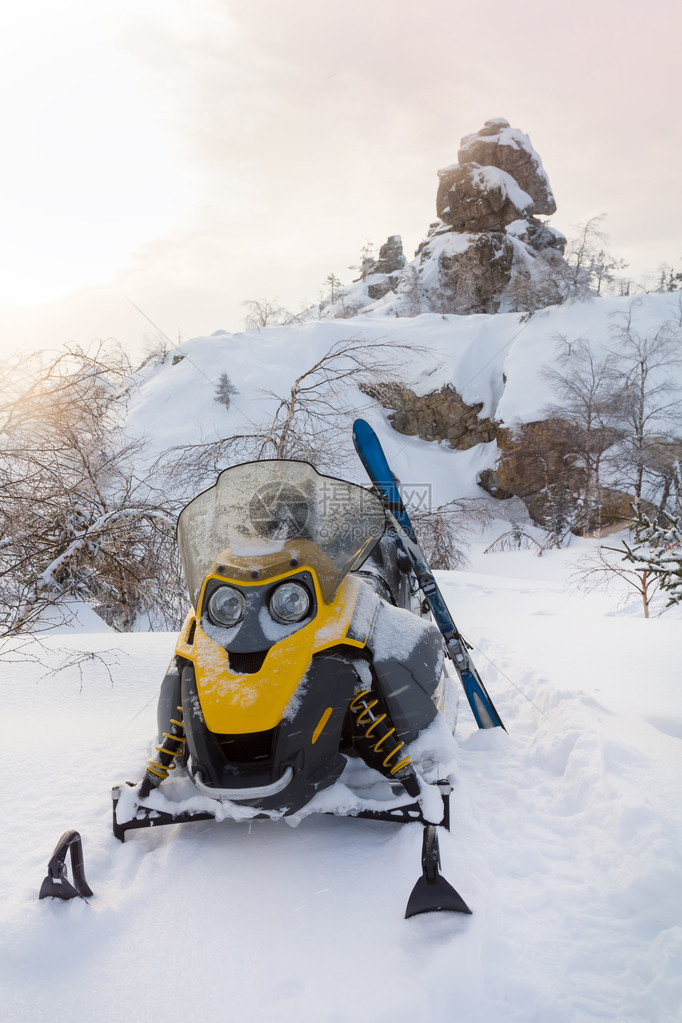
[
  {"x1": 3, "y1": 288, "x2": 680, "y2": 1018},
  {"x1": 2, "y1": 532, "x2": 680, "y2": 1023}
]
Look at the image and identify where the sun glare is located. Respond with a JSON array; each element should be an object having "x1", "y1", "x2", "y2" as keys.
[{"x1": 0, "y1": 3, "x2": 194, "y2": 305}]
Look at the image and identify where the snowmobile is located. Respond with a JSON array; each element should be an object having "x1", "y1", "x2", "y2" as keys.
[{"x1": 40, "y1": 420, "x2": 504, "y2": 916}]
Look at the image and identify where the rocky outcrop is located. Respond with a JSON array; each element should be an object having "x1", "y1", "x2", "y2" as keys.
[
  {"x1": 492, "y1": 419, "x2": 580, "y2": 510},
  {"x1": 309, "y1": 117, "x2": 570, "y2": 319},
  {"x1": 484, "y1": 420, "x2": 636, "y2": 533},
  {"x1": 414, "y1": 118, "x2": 568, "y2": 314},
  {"x1": 365, "y1": 382, "x2": 498, "y2": 450},
  {"x1": 366, "y1": 235, "x2": 406, "y2": 300},
  {"x1": 375, "y1": 235, "x2": 406, "y2": 275},
  {"x1": 456, "y1": 117, "x2": 556, "y2": 215},
  {"x1": 437, "y1": 163, "x2": 535, "y2": 233},
  {"x1": 367, "y1": 277, "x2": 397, "y2": 301},
  {"x1": 413, "y1": 226, "x2": 515, "y2": 314},
  {"x1": 367, "y1": 392, "x2": 636, "y2": 534}
]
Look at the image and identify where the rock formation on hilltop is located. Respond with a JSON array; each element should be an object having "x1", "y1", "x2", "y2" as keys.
[
  {"x1": 366, "y1": 235, "x2": 406, "y2": 300},
  {"x1": 314, "y1": 118, "x2": 570, "y2": 319},
  {"x1": 448, "y1": 117, "x2": 557, "y2": 220},
  {"x1": 416, "y1": 118, "x2": 567, "y2": 314}
]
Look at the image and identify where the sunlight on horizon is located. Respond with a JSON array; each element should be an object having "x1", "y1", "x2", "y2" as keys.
[
  {"x1": 0, "y1": 0, "x2": 678, "y2": 354},
  {"x1": 0, "y1": 2, "x2": 199, "y2": 305}
]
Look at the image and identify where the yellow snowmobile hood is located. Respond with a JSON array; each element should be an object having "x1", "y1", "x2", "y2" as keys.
[{"x1": 175, "y1": 569, "x2": 378, "y2": 734}]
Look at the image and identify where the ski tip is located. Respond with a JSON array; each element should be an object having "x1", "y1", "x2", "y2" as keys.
[{"x1": 352, "y1": 418, "x2": 372, "y2": 444}]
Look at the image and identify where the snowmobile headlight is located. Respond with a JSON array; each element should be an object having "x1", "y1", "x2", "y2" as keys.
[
  {"x1": 269, "y1": 581, "x2": 311, "y2": 624},
  {"x1": 207, "y1": 586, "x2": 246, "y2": 628}
]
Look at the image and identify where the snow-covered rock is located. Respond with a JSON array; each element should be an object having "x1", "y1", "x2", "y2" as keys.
[
  {"x1": 457, "y1": 117, "x2": 557, "y2": 214},
  {"x1": 310, "y1": 118, "x2": 569, "y2": 320}
]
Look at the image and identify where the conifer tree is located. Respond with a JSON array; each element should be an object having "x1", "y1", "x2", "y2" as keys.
[
  {"x1": 618, "y1": 507, "x2": 682, "y2": 609},
  {"x1": 214, "y1": 372, "x2": 239, "y2": 409}
]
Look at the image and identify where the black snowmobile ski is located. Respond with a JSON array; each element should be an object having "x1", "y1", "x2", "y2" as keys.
[
  {"x1": 405, "y1": 825, "x2": 472, "y2": 918},
  {"x1": 110, "y1": 779, "x2": 471, "y2": 918},
  {"x1": 39, "y1": 830, "x2": 93, "y2": 902},
  {"x1": 353, "y1": 418, "x2": 505, "y2": 731}
]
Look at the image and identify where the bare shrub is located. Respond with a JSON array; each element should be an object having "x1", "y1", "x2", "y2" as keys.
[
  {"x1": 542, "y1": 335, "x2": 625, "y2": 533},
  {"x1": 484, "y1": 525, "x2": 544, "y2": 555},
  {"x1": 572, "y1": 544, "x2": 661, "y2": 619},
  {"x1": 0, "y1": 342, "x2": 184, "y2": 640},
  {"x1": 607, "y1": 308, "x2": 682, "y2": 511},
  {"x1": 412, "y1": 498, "x2": 492, "y2": 570},
  {"x1": 243, "y1": 298, "x2": 293, "y2": 330},
  {"x1": 561, "y1": 215, "x2": 628, "y2": 299}
]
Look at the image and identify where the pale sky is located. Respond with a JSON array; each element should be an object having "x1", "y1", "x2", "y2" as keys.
[{"x1": 1, "y1": 0, "x2": 680, "y2": 360}]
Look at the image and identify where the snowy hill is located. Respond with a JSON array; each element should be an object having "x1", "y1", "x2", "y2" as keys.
[{"x1": 126, "y1": 290, "x2": 682, "y2": 510}]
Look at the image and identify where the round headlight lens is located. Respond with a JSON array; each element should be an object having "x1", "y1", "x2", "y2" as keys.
[
  {"x1": 269, "y1": 581, "x2": 311, "y2": 624},
  {"x1": 207, "y1": 586, "x2": 246, "y2": 627}
]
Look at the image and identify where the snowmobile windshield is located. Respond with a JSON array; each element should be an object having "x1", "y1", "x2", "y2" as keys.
[{"x1": 177, "y1": 460, "x2": 386, "y2": 607}]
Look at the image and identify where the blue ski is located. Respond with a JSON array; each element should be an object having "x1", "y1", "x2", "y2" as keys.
[{"x1": 353, "y1": 418, "x2": 505, "y2": 731}]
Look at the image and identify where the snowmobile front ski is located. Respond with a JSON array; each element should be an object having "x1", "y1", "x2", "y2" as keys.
[
  {"x1": 405, "y1": 824, "x2": 472, "y2": 918},
  {"x1": 114, "y1": 779, "x2": 471, "y2": 917},
  {"x1": 352, "y1": 418, "x2": 505, "y2": 731},
  {"x1": 39, "y1": 830, "x2": 93, "y2": 902}
]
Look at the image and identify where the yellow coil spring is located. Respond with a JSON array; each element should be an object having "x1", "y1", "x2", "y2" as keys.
[
  {"x1": 349, "y1": 689, "x2": 412, "y2": 776},
  {"x1": 146, "y1": 705, "x2": 187, "y2": 781}
]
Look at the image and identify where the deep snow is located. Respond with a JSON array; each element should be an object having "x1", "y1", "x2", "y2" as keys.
[
  {"x1": 3, "y1": 290, "x2": 681, "y2": 1019},
  {"x1": 2, "y1": 531, "x2": 680, "y2": 1023}
]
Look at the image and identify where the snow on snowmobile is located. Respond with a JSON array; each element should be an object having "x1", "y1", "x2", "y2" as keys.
[{"x1": 40, "y1": 421, "x2": 504, "y2": 916}]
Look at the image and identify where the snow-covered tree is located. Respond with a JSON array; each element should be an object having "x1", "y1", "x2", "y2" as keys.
[
  {"x1": 574, "y1": 505, "x2": 681, "y2": 618},
  {"x1": 542, "y1": 336, "x2": 625, "y2": 532},
  {"x1": 349, "y1": 241, "x2": 377, "y2": 281},
  {"x1": 0, "y1": 343, "x2": 183, "y2": 638},
  {"x1": 652, "y1": 263, "x2": 682, "y2": 293},
  {"x1": 618, "y1": 507, "x2": 682, "y2": 610},
  {"x1": 214, "y1": 372, "x2": 239, "y2": 409},
  {"x1": 607, "y1": 310, "x2": 682, "y2": 512},
  {"x1": 324, "y1": 273, "x2": 342, "y2": 304},
  {"x1": 562, "y1": 215, "x2": 627, "y2": 299}
]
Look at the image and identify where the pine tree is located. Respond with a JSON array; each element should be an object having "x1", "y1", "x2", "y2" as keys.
[
  {"x1": 618, "y1": 507, "x2": 682, "y2": 609},
  {"x1": 325, "y1": 273, "x2": 342, "y2": 304},
  {"x1": 214, "y1": 372, "x2": 239, "y2": 409}
]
